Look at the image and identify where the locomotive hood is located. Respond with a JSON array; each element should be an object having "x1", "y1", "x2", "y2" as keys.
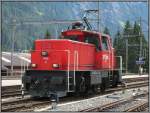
[{"x1": 31, "y1": 39, "x2": 95, "y2": 71}]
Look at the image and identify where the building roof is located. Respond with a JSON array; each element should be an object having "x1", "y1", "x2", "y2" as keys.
[
  {"x1": 1, "y1": 52, "x2": 31, "y2": 67},
  {"x1": 2, "y1": 65, "x2": 9, "y2": 70}
]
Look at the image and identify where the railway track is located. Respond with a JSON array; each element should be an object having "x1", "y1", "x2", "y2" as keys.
[
  {"x1": 124, "y1": 101, "x2": 148, "y2": 112},
  {"x1": 106, "y1": 80, "x2": 148, "y2": 93},
  {"x1": 2, "y1": 98, "x2": 50, "y2": 112},
  {"x1": 2, "y1": 90, "x2": 28, "y2": 98},
  {"x1": 1, "y1": 77, "x2": 148, "y2": 99},
  {"x1": 1, "y1": 80, "x2": 148, "y2": 112},
  {"x1": 80, "y1": 92, "x2": 148, "y2": 112},
  {"x1": 123, "y1": 77, "x2": 148, "y2": 83},
  {"x1": 2, "y1": 85, "x2": 21, "y2": 92},
  {"x1": 2, "y1": 85, "x2": 24, "y2": 98}
]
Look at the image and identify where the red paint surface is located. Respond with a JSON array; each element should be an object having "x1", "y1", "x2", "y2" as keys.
[{"x1": 31, "y1": 30, "x2": 117, "y2": 71}]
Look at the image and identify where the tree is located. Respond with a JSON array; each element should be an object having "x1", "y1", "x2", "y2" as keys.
[
  {"x1": 133, "y1": 21, "x2": 140, "y2": 34},
  {"x1": 44, "y1": 30, "x2": 51, "y2": 39},
  {"x1": 133, "y1": 21, "x2": 148, "y2": 72},
  {"x1": 133, "y1": 21, "x2": 147, "y2": 44},
  {"x1": 133, "y1": 21, "x2": 141, "y2": 43},
  {"x1": 113, "y1": 30, "x2": 121, "y2": 48},
  {"x1": 114, "y1": 20, "x2": 148, "y2": 73},
  {"x1": 114, "y1": 20, "x2": 137, "y2": 73},
  {"x1": 113, "y1": 29, "x2": 126, "y2": 70},
  {"x1": 123, "y1": 20, "x2": 133, "y2": 35},
  {"x1": 103, "y1": 27, "x2": 110, "y2": 35}
]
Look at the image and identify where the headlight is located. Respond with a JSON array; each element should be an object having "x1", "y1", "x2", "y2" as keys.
[
  {"x1": 52, "y1": 64, "x2": 59, "y2": 68},
  {"x1": 31, "y1": 63, "x2": 37, "y2": 68},
  {"x1": 41, "y1": 51, "x2": 48, "y2": 56}
]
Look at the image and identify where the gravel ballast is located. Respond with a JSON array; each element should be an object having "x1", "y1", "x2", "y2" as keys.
[{"x1": 35, "y1": 86, "x2": 148, "y2": 112}]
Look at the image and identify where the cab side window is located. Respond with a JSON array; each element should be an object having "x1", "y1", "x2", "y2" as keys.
[
  {"x1": 102, "y1": 36, "x2": 109, "y2": 50},
  {"x1": 84, "y1": 36, "x2": 100, "y2": 50},
  {"x1": 63, "y1": 35, "x2": 78, "y2": 41}
]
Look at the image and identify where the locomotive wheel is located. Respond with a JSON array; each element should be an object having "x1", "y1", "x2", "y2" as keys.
[
  {"x1": 100, "y1": 84, "x2": 105, "y2": 93},
  {"x1": 80, "y1": 83, "x2": 87, "y2": 94},
  {"x1": 32, "y1": 96, "x2": 41, "y2": 100},
  {"x1": 92, "y1": 85, "x2": 101, "y2": 94},
  {"x1": 79, "y1": 76, "x2": 86, "y2": 93},
  {"x1": 111, "y1": 74, "x2": 118, "y2": 88},
  {"x1": 100, "y1": 78, "x2": 106, "y2": 93},
  {"x1": 79, "y1": 77, "x2": 92, "y2": 96}
]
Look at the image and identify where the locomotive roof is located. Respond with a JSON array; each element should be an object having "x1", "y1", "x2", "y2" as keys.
[
  {"x1": 62, "y1": 29, "x2": 111, "y2": 38},
  {"x1": 35, "y1": 39, "x2": 95, "y2": 47}
]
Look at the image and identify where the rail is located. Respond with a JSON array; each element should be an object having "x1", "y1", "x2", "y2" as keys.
[
  {"x1": 2, "y1": 79, "x2": 148, "y2": 112},
  {"x1": 124, "y1": 101, "x2": 148, "y2": 112},
  {"x1": 80, "y1": 92, "x2": 148, "y2": 112}
]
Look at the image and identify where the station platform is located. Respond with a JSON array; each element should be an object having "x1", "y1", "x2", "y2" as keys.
[
  {"x1": 122, "y1": 74, "x2": 148, "y2": 79},
  {"x1": 1, "y1": 74, "x2": 149, "y2": 87},
  {"x1": 2, "y1": 80, "x2": 22, "y2": 86}
]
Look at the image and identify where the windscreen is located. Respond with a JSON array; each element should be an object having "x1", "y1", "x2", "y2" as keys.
[
  {"x1": 84, "y1": 36, "x2": 100, "y2": 50},
  {"x1": 102, "y1": 36, "x2": 109, "y2": 50}
]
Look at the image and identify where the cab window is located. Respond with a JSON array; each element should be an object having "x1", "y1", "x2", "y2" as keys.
[
  {"x1": 63, "y1": 35, "x2": 78, "y2": 41},
  {"x1": 101, "y1": 36, "x2": 109, "y2": 50},
  {"x1": 84, "y1": 36, "x2": 100, "y2": 50}
]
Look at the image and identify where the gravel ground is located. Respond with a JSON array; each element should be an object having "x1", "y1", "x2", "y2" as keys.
[
  {"x1": 35, "y1": 86, "x2": 148, "y2": 112},
  {"x1": 145, "y1": 107, "x2": 149, "y2": 112},
  {"x1": 105, "y1": 97, "x2": 148, "y2": 111}
]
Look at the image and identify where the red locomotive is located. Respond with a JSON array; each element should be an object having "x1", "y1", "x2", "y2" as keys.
[{"x1": 23, "y1": 18, "x2": 122, "y2": 98}]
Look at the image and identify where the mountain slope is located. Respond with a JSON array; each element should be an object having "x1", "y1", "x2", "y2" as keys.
[{"x1": 2, "y1": 1, "x2": 148, "y2": 51}]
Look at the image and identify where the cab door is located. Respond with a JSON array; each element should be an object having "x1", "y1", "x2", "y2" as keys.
[{"x1": 96, "y1": 35, "x2": 113, "y2": 70}]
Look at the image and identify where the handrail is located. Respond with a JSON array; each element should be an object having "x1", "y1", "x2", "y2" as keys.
[
  {"x1": 20, "y1": 50, "x2": 30, "y2": 75},
  {"x1": 73, "y1": 51, "x2": 76, "y2": 87},
  {"x1": 20, "y1": 49, "x2": 30, "y2": 98},
  {"x1": 66, "y1": 50, "x2": 70, "y2": 91},
  {"x1": 76, "y1": 51, "x2": 79, "y2": 70},
  {"x1": 73, "y1": 50, "x2": 78, "y2": 88},
  {"x1": 115, "y1": 56, "x2": 123, "y2": 75},
  {"x1": 108, "y1": 48, "x2": 111, "y2": 78}
]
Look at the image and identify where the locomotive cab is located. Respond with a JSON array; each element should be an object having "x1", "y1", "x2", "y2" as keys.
[{"x1": 61, "y1": 29, "x2": 116, "y2": 70}]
